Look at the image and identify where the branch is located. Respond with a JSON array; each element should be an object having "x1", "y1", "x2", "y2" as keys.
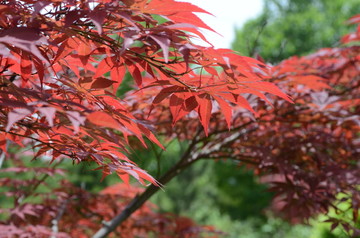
[
  {"x1": 201, "y1": 155, "x2": 259, "y2": 166},
  {"x1": 0, "y1": 150, "x2": 5, "y2": 168},
  {"x1": 247, "y1": 17, "x2": 267, "y2": 57},
  {"x1": 92, "y1": 131, "x2": 201, "y2": 238},
  {"x1": 51, "y1": 198, "x2": 69, "y2": 238},
  {"x1": 91, "y1": 104, "x2": 311, "y2": 237},
  {"x1": 0, "y1": 129, "x2": 73, "y2": 158}
]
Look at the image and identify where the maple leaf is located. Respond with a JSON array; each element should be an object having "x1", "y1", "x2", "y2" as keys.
[
  {"x1": 0, "y1": 27, "x2": 49, "y2": 64},
  {"x1": 87, "y1": 111, "x2": 121, "y2": 130},
  {"x1": 6, "y1": 108, "x2": 33, "y2": 132}
]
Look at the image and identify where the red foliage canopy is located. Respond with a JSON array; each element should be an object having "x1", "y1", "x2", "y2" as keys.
[
  {"x1": 122, "y1": 13, "x2": 360, "y2": 235},
  {"x1": 0, "y1": 0, "x2": 359, "y2": 237},
  {"x1": 0, "y1": 0, "x2": 289, "y2": 185}
]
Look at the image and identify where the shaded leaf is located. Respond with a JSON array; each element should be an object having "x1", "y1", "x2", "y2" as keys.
[
  {"x1": 38, "y1": 107, "x2": 56, "y2": 127},
  {"x1": 152, "y1": 86, "x2": 183, "y2": 104},
  {"x1": 149, "y1": 35, "x2": 171, "y2": 63},
  {"x1": 91, "y1": 77, "x2": 116, "y2": 89},
  {"x1": 6, "y1": 108, "x2": 33, "y2": 131},
  {"x1": 88, "y1": 10, "x2": 107, "y2": 35},
  {"x1": 0, "y1": 27, "x2": 49, "y2": 63}
]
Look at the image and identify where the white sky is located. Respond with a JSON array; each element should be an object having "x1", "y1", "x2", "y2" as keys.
[{"x1": 181, "y1": 0, "x2": 264, "y2": 48}]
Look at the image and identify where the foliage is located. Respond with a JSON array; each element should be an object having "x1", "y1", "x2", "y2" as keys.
[
  {"x1": 232, "y1": 0, "x2": 360, "y2": 63},
  {"x1": 0, "y1": 0, "x2": 288, "y2": 186},
  {"x1": 0, "y1": 155, "x2": 219, "y2": 238},
  {"x1": 151, "y1": 159, "x2": 272, "y2": 221},
  {"x1": 117, "y1": 13, "x2": 360, "y2": 236},
  {"x1": 0, "y1": 0, "x2": 359, "y2": 237}
]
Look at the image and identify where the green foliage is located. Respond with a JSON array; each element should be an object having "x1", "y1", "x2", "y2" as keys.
[
  {"x1": 213, "y1": 161, "x2": 272, "y2": 220},
  {"x1": 116, "y1": 72, "x2": 135, "y2": 98},
  {"x1": 232, "y1": 0, "x2": 359, "y2": 63}
]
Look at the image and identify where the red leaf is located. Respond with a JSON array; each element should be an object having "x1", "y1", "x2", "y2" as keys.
[
  {"x1": 133, "y1": 167, "x2": 159, "y2": 186},
  {"x1": 20, "y1": 54, "x2": 32, "y2": 80},
  {"x1": 168, "y1": 11, "x2": 217, "y2": 33},
  {"x1": 94, "y1": 58, "x2": 113, "y2": 78},
  {"x1": 153, "y1": 91, "x2": 172, "y2": 104},
  {"x1": 165, "y1": 24, "x2": 213, "y2": 46},
  {"x1": 235, "y1": 95, "x2": 258, "y2": 116},
  {"x1": 184, "y1": 96, "x2": 198, "y2": 112},
  {"x1": 77, "y1": 41, "x2": 92, "y2": 56},
  {"x1": 33, "y1": 57, "x2": 45, "y2": 83},
  {"x1": 91, "y1": 77, "x2": 116, "y2": 89},
  {"x1": 204, "y1": 66, "x2": 219, "y2": 77},
  {"x1": 348, "y1": 14, "x2": 360, "y2": 24},
  {"x1": 330, "y1": 222, "x2": 339, "y2": 231},
  {"x1": 213, "y1": 95, "x2": 232, "y2": 129},
  {"x1": 110, "y1": 65, "x2": 126, "y2": 94},
  {"x1": 152, "y1": 86, "x2": 184, "y2": 104},
  {"x1": 171, "y1": 95, "x2": 198, "y2": 123},
  {"x1": 196, "y1": 94, "x2": 212, "y2": 136},
  {"x1": 87, "y1": 111, "x2": 121, "y2": 130},
  {"x1": 249, "y1": 82, "x2": 293, "y2": 103},
  {"x1": 138, "y1": 124, "x2": 165, "y2": 150},
  {"x1": 169, "y1": 94, "x2": 184, "y2": 124},
  {"x1": 127, "y1": 64, "x2": 142, "y2": 86},
  {"x1": 65, "y1": 10, "x2": 83, "y2": 27},
  {"x1": 117, "y1": 172, "x2": 130, "y2": 186},
  {"x1": 144, "y1": 0, "x2": 213, "y2": 15},
  {"x1": 289, "y1": 75, "x2": 330, "y2": 90},
  {"x1": 118, "y1": 119, "x2": 147, "y2": 147}
]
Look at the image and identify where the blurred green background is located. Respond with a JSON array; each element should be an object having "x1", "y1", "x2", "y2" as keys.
[{"x1": 232, "y1": 0, "x2": 359, "y2": 63}]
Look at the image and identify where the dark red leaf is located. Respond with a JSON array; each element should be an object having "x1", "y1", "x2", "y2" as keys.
[
  {"x1": 88, "y1": 10, "x2": 107, "y2": 34},
  {"x1": 0, "y1": 27, "x2": 49, "y2": 63},
  {"x1": 149, "y1": 35, "x2": 171, "y2": 63},
  {"x1": 91, "y1": 77, "x2": 116, "y2": 89}
]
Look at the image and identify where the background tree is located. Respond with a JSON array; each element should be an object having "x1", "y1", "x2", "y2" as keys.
[{"x1": 232, "y1": 0, "x2": 359, "y2": 63}]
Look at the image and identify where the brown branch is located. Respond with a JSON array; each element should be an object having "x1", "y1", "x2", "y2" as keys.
[
  {"x1": 201, "y1": 155, "x2": 259, "y2": 166},
  {"x1": 91, "y1": 122, "x2": 258, "y2": 237},
  {"x1": 90, "y1": 102, "x2": 312, "y2": 237},
  {"x1": 92, "y1": 130, "x2": 202, "y2": 238},
  {"x1": 51, "y1": 197, "x2": 70, "y2": 238}
]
